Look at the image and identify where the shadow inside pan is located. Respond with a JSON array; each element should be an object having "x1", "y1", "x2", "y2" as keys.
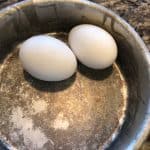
[{"x1": 23, "y1": 70, "x2": 77, "y2": 92}]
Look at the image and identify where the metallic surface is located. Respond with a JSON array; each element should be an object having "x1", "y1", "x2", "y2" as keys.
[
  {"x1": 0, "y1": 32, "x2": 127, "y2": 150},
  {"x1": 0, "y1": 0, "x2": 149, "y2": 150}
]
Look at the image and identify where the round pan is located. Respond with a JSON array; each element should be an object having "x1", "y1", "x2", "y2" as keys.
[{"x1": 0, "y1": 0, "x2": 149, "y2": 149}]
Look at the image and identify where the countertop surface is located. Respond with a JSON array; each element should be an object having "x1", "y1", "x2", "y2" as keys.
[{"x1": 0, "y1": 0, "x2": 149, "y2": 150}]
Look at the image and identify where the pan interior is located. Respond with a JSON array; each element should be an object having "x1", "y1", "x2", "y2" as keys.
[{"x1": 0, "y1": 32, "x2": 127, "y2": 150}]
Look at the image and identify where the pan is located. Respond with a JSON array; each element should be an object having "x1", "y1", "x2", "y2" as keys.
[{"x1": 0, "y1": 0, "x2": 149, "y2": 149}]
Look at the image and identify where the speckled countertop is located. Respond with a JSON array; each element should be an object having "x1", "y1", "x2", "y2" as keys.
[{"x1": 0, "y1": 0, "x2": 149, "y2": 149}]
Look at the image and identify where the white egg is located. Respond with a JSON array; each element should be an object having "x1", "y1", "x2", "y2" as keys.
[
  {"x1": 19, "y1": 35, "x2": 77, "y2": 81},
  {"x1": 68, "y1": 24, "x2": 118, "y2": 69}
]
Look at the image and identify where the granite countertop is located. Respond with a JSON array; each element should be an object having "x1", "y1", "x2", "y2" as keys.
[{"x1": 0, "y1": 0, "x2": 149, "y2": 149}]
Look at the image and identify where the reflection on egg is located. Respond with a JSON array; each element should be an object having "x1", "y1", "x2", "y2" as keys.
[
  {"x1": 19, "y1": 35, "x2": 77, "y2": 81},
  {"x1": 68, "y1": 24, "x2": 118, "y2": 69}
]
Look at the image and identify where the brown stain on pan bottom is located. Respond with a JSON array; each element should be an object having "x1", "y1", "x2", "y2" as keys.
[{"x1": 0, "y1": 33, "x2": 127, "y2": 150}]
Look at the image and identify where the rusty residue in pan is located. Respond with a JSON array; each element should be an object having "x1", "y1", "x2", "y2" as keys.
[{"x1": 0, "y1": 33, "x2": 127, "y2": 150}]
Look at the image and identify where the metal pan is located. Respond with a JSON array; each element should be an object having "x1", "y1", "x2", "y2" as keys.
[{"x1": 0, "y1": 0, "x2": 149, "y2": 149}]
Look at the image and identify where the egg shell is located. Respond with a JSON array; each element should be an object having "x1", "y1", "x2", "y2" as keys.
[
  {"x1": 68, "y1": 24, "x2": 118, "y2": 69},
  {"x1": 19, "y1": 35, "x2": 77, "y2": 81}
]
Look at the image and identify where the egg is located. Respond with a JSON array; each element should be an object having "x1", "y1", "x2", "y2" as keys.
[
  {"x1": 68, "y1": 24, "x2": 118, "y2": 69},
  {"x1": 19, "y1": 35, "x2": 77, "y2": 81}
]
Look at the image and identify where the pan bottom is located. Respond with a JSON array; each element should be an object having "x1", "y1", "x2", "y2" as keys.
[{"x1": 0, "y1": 32, "x2": 128, "y2": 150}]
